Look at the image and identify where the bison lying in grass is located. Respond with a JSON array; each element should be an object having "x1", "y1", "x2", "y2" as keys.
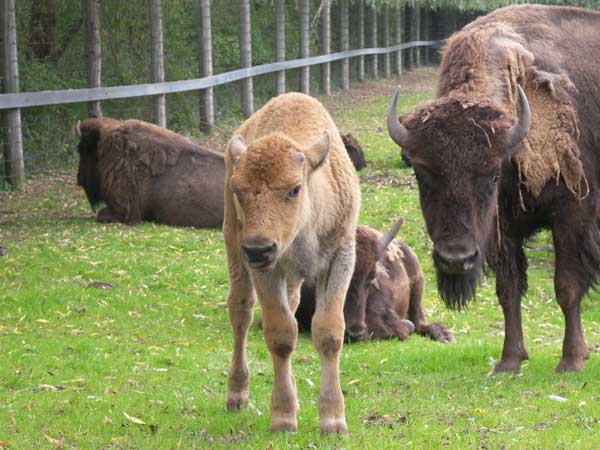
[
  {"x1": 75, "y1": 118, "x2": 366, "y2": 229},
  {"x1": 223, "y1": 93, "x2": 360, "y2": 433},
  {"x1": 75, "y1": 117, "x2": 225, "y2": 228},
  {"x1": 296, "y1": 219, "x2": 454, "y2": 343}
]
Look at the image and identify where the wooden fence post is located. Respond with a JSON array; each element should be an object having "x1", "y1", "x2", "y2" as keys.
[
  {"x1": 395, "y1": 2, "x2": 402, "y2": 76},
  {"x1": 320, "y1": 0, "x2": 331, "y2": 95},
  {"x1": 239, "y1": 0, "x2": 253, "y2": 117},
  {"x1": 299, "y1": 0, "x2": 309, "y2": 94},
  {"x1": 82, "y1": 0, "x2": 102, "y2": 118},
  {"x1": 198, "y1": 0, "x2": 214, "y2": 132},
  {"x1": 383, "y1": 4, "x2": 390, "y2": 78},
  {"x1": 275, "y1": 0, "x2": 285, "y2": 95},
  {"x1": 422, "y1": 7, "x2": 430, "y2": 65},
  {"x1": 2, "y1": 0, "x2": 24, "y2": 189},
  {"x1": 149, "y1": 0, "x2": 166, "y2": 127},
  {"x1": 340, "y1": 0, "x2": 349, "y2": 90},
  {"x1": 369, "y1": 5, "x2": 377, "y2": 79},
  {"x1": 357, "y1": 0, "x2": 364, "y2": 82}
]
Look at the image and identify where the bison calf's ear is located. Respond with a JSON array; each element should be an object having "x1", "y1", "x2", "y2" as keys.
[
  {"x1": 227, "y1": 135, "x2": 247, "y2": 166},
  {"x1": 304, "y1": 130, "x2": 330, "y2": 172}
]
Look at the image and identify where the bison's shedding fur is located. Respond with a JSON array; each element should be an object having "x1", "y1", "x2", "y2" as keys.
[
  {"x1": 388, "y1": 5, "x2": 600, "y2": 374},
  {"x1": 223, "y1": 93, "x2": 360, "y2": 434},
  {"x1": 76, "y1": 117, "x2": 225, "y2": 228}
]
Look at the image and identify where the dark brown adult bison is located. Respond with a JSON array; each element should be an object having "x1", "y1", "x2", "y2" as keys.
[
  {"x1": 387, "y1": 5, "x2": 600, "y2": 373},
  {"x1": 296, "y1": 219, "x2": 454, "y2": 343},
  {"x1": 76, "y1": 117, "x2": 225, "y2": 228}
]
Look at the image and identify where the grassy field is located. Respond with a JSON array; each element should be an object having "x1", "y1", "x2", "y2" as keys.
[{"x1": 1, "y1": 69, "x2": 600, "y2": 449}]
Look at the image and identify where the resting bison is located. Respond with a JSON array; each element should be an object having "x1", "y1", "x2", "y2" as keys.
[
  {"x1": 223, "y1": 93, "x2": 359, "y2": 433},
  {"x1": 296, "y1": 219, "x2": 454, "y2": 343},
  {"x1": 340, "y1": 133, "x2": 366, "y2": 170},
  {"x1": 76, "y1": 117, "x2": 225, "y2": 228},
  {"x1": 387, "y1": 5, "x2": 600, "y2": 373}
]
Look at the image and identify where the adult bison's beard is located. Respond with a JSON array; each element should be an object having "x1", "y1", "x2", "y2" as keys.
[{"x1": 436, "y1": 267, "x2": 480, "y2": 311}]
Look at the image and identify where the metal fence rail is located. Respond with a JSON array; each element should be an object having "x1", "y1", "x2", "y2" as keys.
[{"x1": 0, "y1": 40, "x2": 441, "y2": 110}]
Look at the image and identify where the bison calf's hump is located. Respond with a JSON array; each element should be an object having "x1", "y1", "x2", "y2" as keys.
[{"x1": 223, "y1": 92, "x2": 359, "y2": 433}]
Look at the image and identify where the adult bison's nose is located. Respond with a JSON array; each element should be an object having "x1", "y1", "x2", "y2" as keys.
[
  {"x1": 242, "y1": 238, "x2": 277, "y2": 269},
  {"x1": 433, "y1": 242, "x2": 479, "y2": 274},
  {"x1": 345, "y1": 324, "x2": 367, "y2": 342}
]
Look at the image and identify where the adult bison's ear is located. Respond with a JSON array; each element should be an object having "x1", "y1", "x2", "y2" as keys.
[
  {"x1": 227, "y1": 135, "x2": 247, "y2": 167},
  {"x1": 304, "y1": 130, "x2": 330, "y2": 172}
]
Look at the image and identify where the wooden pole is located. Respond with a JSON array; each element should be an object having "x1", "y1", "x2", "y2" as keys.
[
  {"x1": 149, "y1": 0, "x2": 166, "y2": 127},
  {"x1": 320, "y1": 0, "x2": 331, "y2": 95},
  {"x1": 369, "y1": 5, "x2": 377, "y2": 79},
  {"x1": 357, "y1": 0, "x2": 364, "y2": 82},
  {"x1": 410, "y1": 6, "x2": 421, "y2": 68},
  {"x1": 299, "y1": 0, "x2": 309, "y2": 94},
  {"x1": 340, "y1": 0, "x2": 349, "y2": 90},
  {"x1": 395, "y1": 2, "x2": 402, "y2": 76},
  {"x1": 422, "y1": 7, "x2": 430, "y2": 65},
  {"x1": 2, "y1": 0, "x2": 24, "y2": 189},
  {"x1": 239, "y1": 0, "x2": 253, "y2": 117},
  {"x1": 275, "y1": 0, "x2": 285, "y2": 95},
  {"x1": 198, "y1": 0, "x2": 214, "y2": 132},
  {"x1": 383, "y1": 4, "x2": 390, "y2": 78},
  {"x1": 82, "y1": 0, "x2": 102, "y2": 117}
]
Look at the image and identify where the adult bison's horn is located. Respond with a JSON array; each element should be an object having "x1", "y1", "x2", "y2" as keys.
[
  {"x1": 503, "y1": 85, "x2": 531, "y2": 149},
  {"x1": 379, "y1": 217, "x2": 404, "y2": 256},
  {"x1": 75, "y1": 120, "x2": 82, "y2": 138},
  {"x1": 387, "y1": 88, "x2": 412, "y2": 148}
]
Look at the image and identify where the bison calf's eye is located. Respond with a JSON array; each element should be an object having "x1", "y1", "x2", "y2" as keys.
[{"x1": 288, "y1": 185, "x2": 301, "y2": 198}]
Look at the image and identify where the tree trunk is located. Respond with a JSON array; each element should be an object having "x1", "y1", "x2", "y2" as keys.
[
  {"x1": 357, "y1": 0, "x2": 364, "y2": 82},
  {"x1": 275, "y1": 0, "x2": 285, "y2": 95},
  {"x1": 28, "y1": 0, "x2": 57, "y2": 60},
  {"x1": 410, "y1": 6, "x2": 421, "y2": 68},
  {"x1": 395, "y1": 2, "x2": 402, "y2": 75},
  {"x1": 149, "y1": 0, "x2": 166, "y2": 127},
  {"x1": 383, "y1": 4, "x2": 390, "y2": 78},
  {"x1": 369, "y1": 5, "x2": 377, "y2": 79},
  {"x1": 340, "y1": 0, "x2": 349, "y2": 90},
  {"x1": 82, "y1": 0, "x2": 102, "y2": 117},
  {"x1": 299, "y1": 0, "x2": 309, "y2": 94},
  {"x1": 422, "y1": 7, "x2": 430, "y2": 65},
  {"x1": 320, "y1": 0, "x2": 331, "y2": 95},
  {"x1": 239, "y1": 0, "x2": 253, "y2": 117},
  {"x1": 2, "y1": 0, "x2": 24, "y2": 189},
  {"x1": 198, "y1": 0, "x2": 214, "y2": 132}
]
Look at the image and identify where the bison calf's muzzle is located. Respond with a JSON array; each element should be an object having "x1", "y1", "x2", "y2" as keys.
[{"x1": 241, "y1": 239, "x2": 278, "y2": 269}]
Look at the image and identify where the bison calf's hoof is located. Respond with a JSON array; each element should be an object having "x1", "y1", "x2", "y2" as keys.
[
  {"x1": 271, "y1": 416, "x2": 298, "y2": 432},
  {"x1": 320, "y1": 417, "x2": 348, "y2": 435},
  {"x1": 226, "y1": 392, "x2": 249, "y2": 411},
  {"x1": 493, "y1": 357, "x2": 524, "y2": 374}
]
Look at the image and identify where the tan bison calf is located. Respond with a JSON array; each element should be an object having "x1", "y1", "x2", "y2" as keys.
[{"x1": 223, "y1": 93, "x2": 360, "y2": 433}]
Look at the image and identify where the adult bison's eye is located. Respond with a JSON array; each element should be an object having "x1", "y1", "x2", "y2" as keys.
[{"x1": 288, "y1": 185, "x2": 301, "y2": 198}]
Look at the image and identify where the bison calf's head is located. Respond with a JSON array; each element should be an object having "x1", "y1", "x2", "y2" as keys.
[
  {"x1": 344, "y1": 218, "x2": 404, "y2": 341},
  {"x1": 387, "y1": 87, "x2": 530, "y2": 309},
  {"x1": 226, "y1": 131, "x2": 330, "y2": 271}
]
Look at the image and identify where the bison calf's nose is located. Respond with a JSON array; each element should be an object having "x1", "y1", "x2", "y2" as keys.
[
  {"x1": 346, "y1": 324, "x2": 367, "y2": 342},
  {"x1": 242, "y1": 240, "x2": 277, "y2": 269},
  {"x1": 433, "y1": 245, "x2": 479, "y2": 275}
]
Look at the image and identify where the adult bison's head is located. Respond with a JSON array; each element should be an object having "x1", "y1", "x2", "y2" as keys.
[
  {"x1": 226, "y1": 131, "x2": 330, "y2": 271},
  {"x1": 75, "y1": 120, "x2": 103, "y2": 211},
  {"x1": 387, "y1": 87, "x2": 530, "y2": 309},
  {"x1": 344, "y1": 218, "x2": 403, "y2": 341}
]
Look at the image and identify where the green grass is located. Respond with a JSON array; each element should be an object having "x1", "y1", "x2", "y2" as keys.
[{"x1": 2, "y1": 73, "x2": 600, "y2": 449}]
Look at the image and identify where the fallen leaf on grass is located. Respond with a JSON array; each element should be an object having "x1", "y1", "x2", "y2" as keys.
[
  {"x1": 361, "y1": 413, "x2": 407, "y2": 428},
  {"x1": 35, "y1": 384, "x2": 66, "y2": 392},
  {"x1": 89, "y1": 282, "x2": 113, "y2": 290},
  {"x1": 547, "y1": 394, "x2": 567, "y2": 403},
  {"x1": 347, "y1": 379, "x2": 360, "y2": 386},
  {"x1": 44, "y1": 434, "x2": 64, "y2": 449},
  {"x1": 123, "y1": 412, "x2": 146, "y2": 425}
]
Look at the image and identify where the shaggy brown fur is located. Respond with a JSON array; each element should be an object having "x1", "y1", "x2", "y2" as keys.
[
  {"x1": 296, "y1": 223, "x2": 454, "y2": 343},
  {"x1": 389, "y1": 5, "x2": 600, "y2": 374},
  {"x1": 340, "y1": 133, "x2": 367, "y2": 170},
  {"x1": 76, "y1": 117, "x2": 225, "y2": 228},
  {"x1": 223, "y1": 93, "x2": 360, "y2": 433}
]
